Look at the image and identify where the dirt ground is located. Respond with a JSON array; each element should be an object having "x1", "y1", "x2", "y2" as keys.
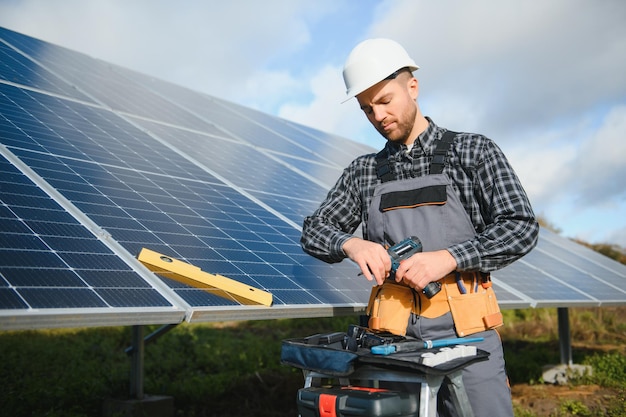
[{"x1": 511, "y1": 383, "x2": 623, "y2": 416}]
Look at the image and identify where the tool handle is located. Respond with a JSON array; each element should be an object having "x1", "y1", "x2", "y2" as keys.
[
  {"x1": 370, "y1": 345, "x2": 396, "y2": 355},
  {"x1": 424, "y1": 337, "x2": 484, "y2": 349},
  {"x1": 371, "y1": 337, "x2": 484, "y2": 355},
  {"x1": 370, "y1": 340, "x2": 424, "y2": 355}
]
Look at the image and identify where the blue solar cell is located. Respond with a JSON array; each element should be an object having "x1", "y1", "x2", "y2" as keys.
[
  {"x1": 58, "y1": 252, "x2": 130, "y2": 270},
  {"x1": 0, "y1": 249, "x2": 66, "y2": 268},
  {"x1": 0, "y1": 217, "x2": 31, "y2": 234},
  {"x1": 0, "y1": 233, "x2": 47, "y2": 250},
  {"x1": 248, "y1": 274, "x2": 302, "y2": 290},
  {"x1": 79, "y1": 270, "x2": 152, "y2": 288},
  {"x1": 269, "y1": 289, "x2": 324, "y2": 305},
  {"x1": 46, "y1": 236, "x2": 111, "y2": 253},
  {"x1": 0, "y1": 288, "x2": 29, "y2": 309},
  {"x1": 179, "y1": 289, "x2": 240, "y2": 307},
  {"x1": 251, "y1": 192, "x2": 324, "y2": 225},
  {"x1": 274, "y1": 153, "x2": 346, "y2": 186},
  {"x1": 19, "y1": 288, "x2": 108, "y2": 308},
  {"x1": 98, "y1": 288, "x2": 173, "y2": 307},
  {"x1": 2, "y1": 268, "x2": 85, "y2": 287},
  {"x1": 24, "y1": 221, "x2": 93, "y2": 239}
]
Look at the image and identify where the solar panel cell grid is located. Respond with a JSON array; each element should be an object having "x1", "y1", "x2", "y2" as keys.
[
  {"x1": 134, "y1": 119, "x2": 329, "y2": 198},
  {"x1": 495, "y1": 260, "x2": 592, "y2": 303},
  {"x1": 0, "y1": 41, "x2": 93, "y2": 102},
  {"x1": 0, "y1": 288, "x2": 28, "y2": 309},
  {"x1": 11, "y1": 144, "x2": 358, "y2": 308},
  {"x1": 0, "y1": 155, "x2": 180, "y2": 325}
]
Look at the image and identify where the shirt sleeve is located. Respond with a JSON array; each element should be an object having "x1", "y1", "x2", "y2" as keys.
[
  {"x1": 447, "y1": 138, "x2": 539, "y2": 272},
  {"x1": 300, "y1": 161, "x2": 364, "y2": 263}
]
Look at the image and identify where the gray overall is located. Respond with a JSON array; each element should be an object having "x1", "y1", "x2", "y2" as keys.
[{"x1": 366, "y1": 132, "x2": 514, "y2": 417}]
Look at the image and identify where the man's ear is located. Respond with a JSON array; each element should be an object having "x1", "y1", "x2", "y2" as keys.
[{"x1": 408, "y1": 77, "x2": 419, "y2": 100}]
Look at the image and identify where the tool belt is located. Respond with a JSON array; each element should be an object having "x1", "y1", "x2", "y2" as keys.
[
  {"x1": 366, "y1": 272, "x2": 503, "y2": 337},
  {"x1": 366, "y1": 281, "x2": 416, "y2": 336}
]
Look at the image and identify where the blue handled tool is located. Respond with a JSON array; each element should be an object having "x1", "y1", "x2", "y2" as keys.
[{"x1": 370, "y1": 337, "x2": 484, "y2": 355}]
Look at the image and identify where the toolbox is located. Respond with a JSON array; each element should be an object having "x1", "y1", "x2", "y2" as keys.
[
  {"x1": 282, "y1": 327, "x2": 488, "y2": 417},
  {"x1": 297, "y1": 386, "x2": 419, "y2": 417}
]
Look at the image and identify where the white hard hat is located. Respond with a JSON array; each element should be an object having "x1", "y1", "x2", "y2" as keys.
[{"x1": 342, "y1": 38, "x2": 419, "y2": 102}]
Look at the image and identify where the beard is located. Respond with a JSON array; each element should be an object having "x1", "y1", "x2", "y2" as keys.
[{"x1": 375, "y1": 102, "x2": 417, "y2": 144}]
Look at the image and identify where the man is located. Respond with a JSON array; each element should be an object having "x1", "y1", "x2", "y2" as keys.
[{"x1": 301, "y1": 38, "x2": 539, "y2": 416}]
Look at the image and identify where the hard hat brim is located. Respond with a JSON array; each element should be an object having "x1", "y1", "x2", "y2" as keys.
[{"x1": 341, "y1": 64, "x2": 419, "y2": 103}]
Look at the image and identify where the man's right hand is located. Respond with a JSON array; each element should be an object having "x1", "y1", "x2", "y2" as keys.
[{"x1": 342, "y1": 237, "x2": 391, "y2": 286}]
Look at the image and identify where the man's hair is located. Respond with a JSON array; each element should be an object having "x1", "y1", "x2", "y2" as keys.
[{"x1": 385, "y1": 67, "x2": 414, "y2": 81}]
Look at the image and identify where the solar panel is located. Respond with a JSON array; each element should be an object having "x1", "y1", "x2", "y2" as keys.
[
  {"x1": 1, "y1": 26, "x2": 625, "y2": 330},
  {"x1": 0, "y1": 151, "x2": 185, "y2": 329}
]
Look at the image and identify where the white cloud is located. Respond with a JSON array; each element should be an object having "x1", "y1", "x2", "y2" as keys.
[
  {"x1": 570, "y1": 105, "x2": 626, "y2": 201},
  {"x1": 606, "y1": 225, "x2": 626, "y2": 248},
  {"x1": 236, "y1": 69, "x2": 302, "y2": 115},
  {"x1": 512, "y1": 104, "x2": 626, "y2": 208},
  {"x1": 361, "y1": 0, "x2": 626, "y2": 140},
  {"x1": 278, "y1": 66, "x2": 343, "y2": 131},
  {"x1": 506, "y1": 105, "x2": 626, "y2": 246},
  {"x1": 506, "y1": 134, "x2": 579, "y2": 205}
]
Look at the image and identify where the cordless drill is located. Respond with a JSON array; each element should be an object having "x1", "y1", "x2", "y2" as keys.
[{"x1": 388, "y1": 236, "x2": 442, "y2": 299}]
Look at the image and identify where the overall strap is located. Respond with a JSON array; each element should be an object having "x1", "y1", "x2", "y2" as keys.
[
  {"x1": 375, "y1": 149, "x2": 394, "y2": 183},
  {"x1": 376, "y1": 130, "x2": 457, "y2": 182},
  {"x1": 430, "y1": 130, "x2": 457, "y2": 174}
]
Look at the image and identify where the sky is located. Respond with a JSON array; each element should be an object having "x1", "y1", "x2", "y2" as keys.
[{"x1": 0, "y1": 0, "x2": 625, "y2": 248}]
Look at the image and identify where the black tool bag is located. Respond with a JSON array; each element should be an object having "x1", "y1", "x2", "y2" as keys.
[
  {"x1": 280, "y1": 331, "x2": 360, "y2": 376},
  {"x1": 280, "y1": 327, "x2": 489, "y2": 377}
]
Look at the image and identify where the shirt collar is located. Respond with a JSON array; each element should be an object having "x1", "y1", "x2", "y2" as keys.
[{"x1": 384, "y1": 117, "x2": 440, "y2": 157}]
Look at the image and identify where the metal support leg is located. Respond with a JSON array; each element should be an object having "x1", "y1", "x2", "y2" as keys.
[
  {"x1": 557, "y1": 307, "x2": 573, "y2": 365},
  {"x1": 125, "y1": 323, "x2": 179, "y2": 355},
  {"x1": 420, "y1": 374, "x2": 444, "y2": 417},
  {"x1": 130, "y1": 325, "x2": 144, "y2": 400},
  {"x1": 446, "y1": 370, "x2": 474, "y2": 417}
]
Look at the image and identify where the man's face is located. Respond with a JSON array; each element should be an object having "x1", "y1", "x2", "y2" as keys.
[{"x1": 356, "y1": 73, "x2": 418, "y2": 144}]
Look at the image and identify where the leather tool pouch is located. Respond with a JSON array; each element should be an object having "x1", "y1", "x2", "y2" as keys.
[
  {"x1": 366, "y1": 281, "x2": 416, "y2": 336},
  {"x1": 445, "y1": 276, "x2": 503, "y2": 337}
]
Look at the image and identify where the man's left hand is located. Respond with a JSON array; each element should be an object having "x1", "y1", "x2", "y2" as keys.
[{"x1": 393, "y1": 249, "x2": 457, "y2": 290}]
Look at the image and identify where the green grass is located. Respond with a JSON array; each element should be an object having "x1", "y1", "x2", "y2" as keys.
[{"x1": 0, "y1": 310, "x2": 624, "y2": 417}]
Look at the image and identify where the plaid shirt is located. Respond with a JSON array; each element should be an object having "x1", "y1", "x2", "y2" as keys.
[{"x1": 301, "y1": 119, "x2": 539, "y2": 272}]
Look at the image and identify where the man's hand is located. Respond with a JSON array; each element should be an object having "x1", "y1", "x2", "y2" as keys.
[
  {"x1": 393, "y1": 250, "x2": 457, "y2": 290},
  {"x1": 342, "y1": 237, "x2": 390, "y2": 285}
]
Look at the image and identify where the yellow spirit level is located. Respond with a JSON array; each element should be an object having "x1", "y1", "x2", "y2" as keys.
[{"x1": 137, "y1": 248, "x2": 272, "y2": 307}]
